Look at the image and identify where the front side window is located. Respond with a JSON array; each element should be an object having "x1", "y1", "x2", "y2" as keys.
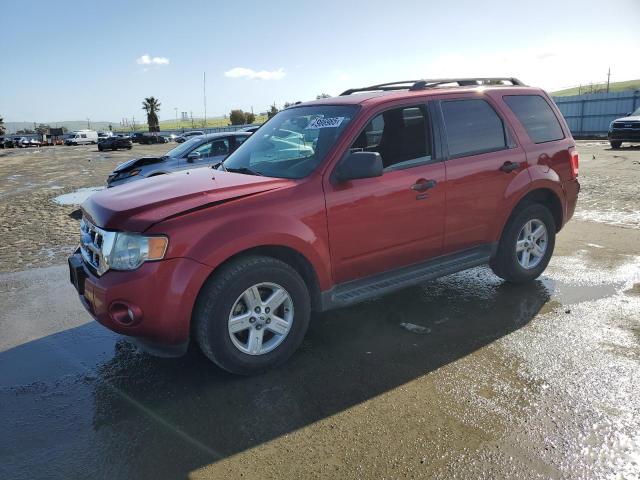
[
  {"x1": 222, "y1": 105, "x2": 358, "y2": 178},
  {"x1": 350, "y1": 105, "x2": 431, "y2": 171},
  {"x1": 441, "y1": 99, "x2": 508, "y2": 157},
  {"x1": 503, "y1": 95, "x2": 564, "y2": 144},
  {"x1": 192, "y1": 138, "x2": 229, "y2": 158}
]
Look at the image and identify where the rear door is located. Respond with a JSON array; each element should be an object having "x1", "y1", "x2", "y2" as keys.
[
  {"x1": 324, "y1": 103, "x2": 446, "y2": 284},
  {"x1": 435, "y1": 95, "x2": 527, "y2": 253}
]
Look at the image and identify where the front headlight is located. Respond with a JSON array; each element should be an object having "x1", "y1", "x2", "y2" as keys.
[{"x1": 107, "y1": 232, "x2": 168, "y2": 271}]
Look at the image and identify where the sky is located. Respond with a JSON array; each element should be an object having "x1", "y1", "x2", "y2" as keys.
[{"x1": 1, "y1": 0, "x2": 639, "y2": 124}]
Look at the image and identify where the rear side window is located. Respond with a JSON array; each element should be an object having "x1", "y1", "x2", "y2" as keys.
[
  {"x1": 503, "y1": 95, "x2": 564, "y2": 143},
  {"x1": 441, "y1": 99, "x2": 508, "y2": 157}
]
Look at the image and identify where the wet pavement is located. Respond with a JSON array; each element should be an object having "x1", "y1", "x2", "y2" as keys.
[{"x1": 1, "y1": 141, "x2": 639, "y2": 478}]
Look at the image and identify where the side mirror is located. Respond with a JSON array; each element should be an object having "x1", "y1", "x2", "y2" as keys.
[
  {"x1": 334, "y1": 151, "x2": 383, "y2": 182},
  {"x1": 187, "y1": 151, "x2": 201, "y2": 162}
]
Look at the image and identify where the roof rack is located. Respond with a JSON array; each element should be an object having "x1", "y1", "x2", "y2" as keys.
[{"x1": 340, "y1": 77, "x2": 525, "y2": 96}]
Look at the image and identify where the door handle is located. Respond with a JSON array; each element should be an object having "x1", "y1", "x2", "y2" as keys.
[
  {"x1": 500, "y1": 161, "x2": 520, "y2": 173},
  {"x1": 411, "y1": 179, "x2": 437, "y2": 192}
]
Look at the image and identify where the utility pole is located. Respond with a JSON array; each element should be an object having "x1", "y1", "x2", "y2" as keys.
[
  {"x1": 606, "y1": 67, "x2": 611, "y2": 93},
  {"x1": 87, "y1": 118, "x2": 90, "y2": 129},
  {"x1": 174, "y1": 107, "x2": 178, "y2": 128},
  {"x1": 203, "y1": 72, "x2": 207, "y2": 129}
]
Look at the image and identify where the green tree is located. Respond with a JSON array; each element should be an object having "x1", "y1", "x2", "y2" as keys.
[
  {"x1": 229, "y1": 109, "x2": 245, "y2": 125},
  {"x1": 142, "y1": 97, "x2": 161, "y2": 132},
  {"x1": 316, "y1": 93, "x2": 331, "y2": 99},
  {"x1": 35, "y1": 124, "x2": 50, "y2": 135},
  {"x1": 267, "y1": 104, "x2": 279, "y2": 119},
  {"x1": 244, "y1": 112, "x2": 256, "y2": 124},
  {"x1": 16, "y1": 128, "x2": 35, "y2": 134},
  {"x1": 0, "y1": 115, "x2": 5, "y2": 135}
]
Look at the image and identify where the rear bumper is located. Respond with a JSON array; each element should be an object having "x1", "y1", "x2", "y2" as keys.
[
  {"x1": 68, "y1": 251, "x2": 212, "y2": 350},
  {"x1": 563, "y1": 178, "x2": 580, "y2": 225}
]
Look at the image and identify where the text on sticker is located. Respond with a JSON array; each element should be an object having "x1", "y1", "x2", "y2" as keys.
[{"x1": 306, "y1": 117, "x2": 345, "y2": 129}]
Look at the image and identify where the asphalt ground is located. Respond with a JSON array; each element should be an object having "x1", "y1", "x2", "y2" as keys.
[{"x1": 0, "y1": 141, "x2": 639, "y2": 479}]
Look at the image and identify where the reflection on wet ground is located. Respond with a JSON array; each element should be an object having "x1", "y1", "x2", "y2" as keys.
[{"x1": 1, "y1": 252, "x2": 639, "y2": 479}]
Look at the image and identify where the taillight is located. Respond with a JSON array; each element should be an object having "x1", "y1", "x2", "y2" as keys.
[{"x1": 569, "y1": 148, "x2": 579, "y2": 179}]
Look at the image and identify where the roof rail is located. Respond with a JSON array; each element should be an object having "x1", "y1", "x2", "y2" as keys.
[{"x1": 340, "y1": 77, "x2": 526, "y2": 96}]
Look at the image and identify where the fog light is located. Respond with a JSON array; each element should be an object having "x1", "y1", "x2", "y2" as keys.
[{"x1": 109, "y1": 302, "x2": 142, "y2": 326}]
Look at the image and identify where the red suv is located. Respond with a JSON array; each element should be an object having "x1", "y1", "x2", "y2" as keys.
[{"x1": 69, "y1": 78, "x2": 580, "y2": 374}]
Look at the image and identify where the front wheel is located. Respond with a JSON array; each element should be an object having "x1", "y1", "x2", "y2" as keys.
[
  {"x1": 490, "y1": 204, "x2": 556, "y2": 283},
  {"x1": 194, "y1": 255, "x2": 310, "y2": 375},
  {"x1": 610, "y1": 140, "x2": 622, "y2": 149}
]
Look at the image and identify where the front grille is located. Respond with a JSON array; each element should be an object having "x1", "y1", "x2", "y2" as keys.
[
  {"x1": 80, "y1": 217, "x2": 112, "y2": 275},
  {"x1": 612, "y1": 121, "x2": 640, "y2": 129}
]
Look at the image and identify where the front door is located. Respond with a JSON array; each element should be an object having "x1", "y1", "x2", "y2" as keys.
[{"x1": 324, "y1": 104, "x2": 445, "y2": 284}]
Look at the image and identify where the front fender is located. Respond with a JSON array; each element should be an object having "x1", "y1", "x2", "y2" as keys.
[{"x1": 149, "y1": 187, "x2": 332, "y2": 290}]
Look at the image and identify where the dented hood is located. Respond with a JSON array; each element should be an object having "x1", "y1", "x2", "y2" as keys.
[{"x1": 82, "y1": 167, "x2": 295, "y2": 231}]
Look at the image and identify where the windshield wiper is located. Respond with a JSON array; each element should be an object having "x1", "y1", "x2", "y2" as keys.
[{"x1": 224, "y1": 166, "x2": 263, "y2": 176}]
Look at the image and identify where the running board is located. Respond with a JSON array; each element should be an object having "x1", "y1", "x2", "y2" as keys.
[{"x1": 320, "y1": 244, "x2": 495, "y2": 311}]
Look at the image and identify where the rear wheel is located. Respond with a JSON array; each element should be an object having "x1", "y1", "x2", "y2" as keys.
[
  {"x1": 610, "y1": 140, "x2": 622, "y2": 149},
  {"x1": 490, "y1": 204, "x2": 556, "y2": 283},
  {"x1": 194, "y1": 255, "x2": 311, "y2": 375}
]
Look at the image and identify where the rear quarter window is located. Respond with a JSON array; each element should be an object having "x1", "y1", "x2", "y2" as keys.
[{"x1": 503, "y1": 95, "x2": 564, "y2": 143}]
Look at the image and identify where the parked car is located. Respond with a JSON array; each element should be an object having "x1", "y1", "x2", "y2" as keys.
[
  {"x1": 69, "y1": 77, "x2": 579, "y2": 375},
  {"x1": 29, "y1": 138, "x2": 41, "y2": 147},
  {"x1": 241, "y1": 125, "x2": 261, "y2": 133},
  {"x1": 608, "y1": 107, "x2": 640, "y2": 148},
  {"x1": 3, "y1": 138, "x2": 14, "y2": 148},
  {"x1": 137, "y1": 134, "x2": 169, "y2": 145},
  {"x1": 65, "y1": 130, "x2": 99, "y2": 145},
  {"x1": 16, "y1": 137, "x2": 30, "y2": 148},
  {"x1": 175, "y1": 131, "x2": 204, "y2": 143},
  {"x1": 98, "y1": 136, "x2": 133, "y2": 151},
  {"x1": 106, "y1": 132, "x2": 250, "y2": 186},
  {"x1": 98, "y1": 132, "x2": 114, "y2": 141},
  {"x1": 129, "y1": 133, "x2": 146, "y2": 143}
]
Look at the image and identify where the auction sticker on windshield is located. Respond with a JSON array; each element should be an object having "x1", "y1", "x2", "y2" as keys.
[{"x1": 306, "y1": 117, "x2": 345, "y2": 129}]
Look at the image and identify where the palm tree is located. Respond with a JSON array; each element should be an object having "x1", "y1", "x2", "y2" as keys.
[
  {"x1": 142, "y1": 97, "x2": 161, "y2": 132},
  {"x1": 0, "y1": 115, "x2": 5, "y2": 136}
]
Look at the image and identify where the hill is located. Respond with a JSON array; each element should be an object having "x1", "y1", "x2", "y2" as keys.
[
  {"x1": 4, "y1": 121, "x2": 114, "y2": 134},
  {"x1": 551, "y1": 79, "x2": 640, "y2": 97}
]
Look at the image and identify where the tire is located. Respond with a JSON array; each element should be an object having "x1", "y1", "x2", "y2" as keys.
[
  {"x1": 194, "y1": 255, "x2": 311, "y2": 375},
  {"x1": 610, "y1": 140, "x2": 622, "y2": 149},
  {"x1": 490, "y1": 204, "x2": 556, "y2": 283},
  {"x1": 98, "y1": 146, "x2": 103, "y2": 151}
]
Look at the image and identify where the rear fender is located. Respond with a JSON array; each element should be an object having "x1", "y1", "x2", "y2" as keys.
[{"x1": 491, "y1": 167, "x2": 564, "y2": 243}]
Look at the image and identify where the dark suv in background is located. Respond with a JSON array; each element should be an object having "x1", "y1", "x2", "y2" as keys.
[
  {"x1": 608, "y1": 107, "x2": 640, "y2": 148},
  {"x1": 98, "y1": 136, "x2": 133, "y2": 151}
]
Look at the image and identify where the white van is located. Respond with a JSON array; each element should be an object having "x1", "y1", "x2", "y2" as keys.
[{"x1": 65, "y1": 130, "x2": 99, "y2": 145}]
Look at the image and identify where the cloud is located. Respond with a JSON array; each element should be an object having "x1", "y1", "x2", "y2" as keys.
[
  {"x1": 224, "y1": 67, "x2": 285, "y2": 80},
  {"x1": 136, "y1": 54, "x2": 170, "y2": 66}
]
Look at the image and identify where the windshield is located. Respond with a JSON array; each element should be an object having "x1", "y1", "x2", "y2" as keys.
[
  {"x1": 164, "y1": 137, "x2": 203, "y2": 158},
  {"x1": 222, "y1": 105, "x2": 358, "y2": 179}
]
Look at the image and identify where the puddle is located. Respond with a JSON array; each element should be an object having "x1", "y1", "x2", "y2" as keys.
[
  {"x1": 52, "y1": 186, "x2": 104, "y2": 205},
  {"x1": 543, "y1": 279, "x2": 623, "y2": 305}
]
